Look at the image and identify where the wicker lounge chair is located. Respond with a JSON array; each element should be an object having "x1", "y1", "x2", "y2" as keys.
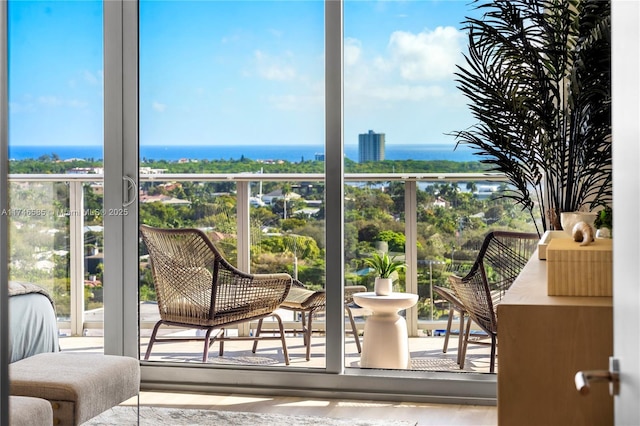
[
  {"x1": 449, "y1": 230, "x2": 539, "y2": 372},
  {"x1": 140, "y1": 225, "x2": 293, "y2": 365}
]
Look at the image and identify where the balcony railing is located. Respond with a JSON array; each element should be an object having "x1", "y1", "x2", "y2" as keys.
[{"x1": 8, "y1": 171, "x2": 514, "y2": 338}]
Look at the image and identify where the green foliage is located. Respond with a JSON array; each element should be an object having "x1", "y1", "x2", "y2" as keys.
[
  {"x1": 363, "y1": 252, "x2": 406, "y2": 278},
  {"x1": 375, "y1": 230, "x2": 406, "y2": 252},
  {"x1": 9, "y1": 154, "x2": 537, "y2": 300},
  {"x1": 594, "y1": 205, "x2": 612, "y2": 230},
  {"x1": 452, "y1": 0, "x2": 612, "y2": 233},
  {"x1": 139, "y1": 284, "x2": 157, "y2": 302},
  {"x1": 281, "y1": 218, "x2": 306, "y2": 232}
]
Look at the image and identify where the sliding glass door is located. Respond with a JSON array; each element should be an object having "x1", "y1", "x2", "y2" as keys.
[
  {"x1": 134, "y1": 0, "x2": 498, "y2": 400},
  {"x1": 1, "y1": 0, "x2": 501, "y2": 403}
]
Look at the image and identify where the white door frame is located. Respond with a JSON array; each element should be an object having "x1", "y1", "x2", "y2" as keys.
[
  {"x1": 103, "y1": 0, "x2": 139, "y2": 358},
  {"x1": 612, "y1": 1, "x2": 640, "y2": 424}
]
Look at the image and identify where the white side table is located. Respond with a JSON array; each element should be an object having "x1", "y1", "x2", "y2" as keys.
[{"x1": 353, "y1": 292, "x2": 419, "y2": 369}]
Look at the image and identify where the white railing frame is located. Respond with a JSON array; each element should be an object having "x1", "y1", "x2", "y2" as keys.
[{"x1": 8, "y1": 172, "x2": 508, "y2": 336}]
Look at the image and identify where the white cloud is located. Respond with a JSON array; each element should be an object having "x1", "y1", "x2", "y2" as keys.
[
  {"x1": 83, "y1": 70, "x2": 102, "y2": 85},
  {"x1": 152, "y1": 101, "x2": 167, "y2": 112},
  {"x1": 268, "y1": 94, "x2": 299, "y2": 110},
  {"x1": 221, "y1": 34, "x2": 240, "y2": 44},
  {"x1": 36, "y1": 96, "x2": 89, "y2": 109},
  {"x1": 343, "y1": 27, "x2": 465, "y2": 106},
  {"x1": 39, "y1": 96, "x2": 63, "y2": 106},
  {"x1": 8, "y1": 101, "x2": 35, "y2": 113},
  {"x1": 344, "y1": 38, "x2": 362, "y2": 67},
  {"x1": 368, "y1": 84, "x2": 445, "y2": 101},
  {"x1": 66, "y1": 99, "x2": 88, "y2": 108},
  {"x1": 268, "y1": 92, "x2": 323, "y2": 111},
  {"x1": 254, "y1": 50, "x2": 297, "y2": 81},
  {"x1": 388, "y1": 26, "x2": 464, "y2": 81},
  {"x1": 269, "y1": 28, "x2": 284, "y2": 39}
]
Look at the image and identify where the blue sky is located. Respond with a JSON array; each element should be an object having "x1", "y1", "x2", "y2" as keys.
[{"x1": 8, "y1": 0, "x2": 476, "y2": 149}]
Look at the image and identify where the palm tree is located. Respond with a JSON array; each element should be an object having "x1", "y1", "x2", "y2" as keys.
[
  {"x1": 452, "y1": 0, "x2": 611, "y2": 233},
  {"x1": 466, "y1": 181, "x2": 478, "y2": 196}
]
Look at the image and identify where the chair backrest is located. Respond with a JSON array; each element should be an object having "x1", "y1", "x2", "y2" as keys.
[
  {"x1": 449, "y1": 231, "x2": 539, "y2": 336},
  {"x1": 140, "y1": 225, "x2": 270, "y2": 325},
  {"x1": 140, "y1": 225, "x2": 222, "y2": 323}
]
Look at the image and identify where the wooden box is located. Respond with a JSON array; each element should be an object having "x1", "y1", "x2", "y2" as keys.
[
  {"x1": 537, "y1": 230, "x2": 571, "y2": 260},
  {"x1": 546, "y1": 238, "x2": 613, "y2": 296}
]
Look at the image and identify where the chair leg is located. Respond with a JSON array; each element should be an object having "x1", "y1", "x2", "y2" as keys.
[
  {"x1": 218, "y1": 328, "x2": 226, "y2": 356},
  {"x1": 456, "y1": 311, "x2": 465, "y2": 365},
  {"x1": 144, "y1": 321, "x2": 163, "y2": 360},
  {"x1": 489, "y1": 335, "x2": 497, "y2": 373},
  {"x1": 301, "y1": 310, "x2": 308, "y2": 345},
  {"x1": 442, "y1": 307, "x2": 454, "y2": 353},
  {"x1": 203, "y1": 327, "x2": 216, "y2": 362},
  {"x1": 459, "y1": 318, "x2": 472, "y2": 370},
  {"x1": 346, "y1": 307, "x2": 362, "y2": 353},
  {"x1": 252, "y1": 319, "x2": 264, "y2": 354},
  {"x1": 305, "y1": 311, "x2": 313, "y2": 361},
  {"x1": 273, "y1": 313, "x2": 290, "y2": 366}
]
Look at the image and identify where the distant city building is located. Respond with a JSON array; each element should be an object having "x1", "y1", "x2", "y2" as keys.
[
  {"x1": 358, "y1": 130, "x2": 385, "y2": 162},
  {"x1": 314, "y1": 152, "x2": 325, "y2": 161}
]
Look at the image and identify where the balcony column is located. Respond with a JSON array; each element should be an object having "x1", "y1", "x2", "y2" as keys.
[
  {"x1": 404, "y1": 180, "x2": 418, "y2": 337},
  {"x1": 69, "y1": 180, "x2": 85, "y2": 336}
]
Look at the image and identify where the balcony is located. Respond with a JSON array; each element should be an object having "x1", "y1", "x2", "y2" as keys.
[{"x1": 8, "y1": 171, "x2": 530, "y2": 375}]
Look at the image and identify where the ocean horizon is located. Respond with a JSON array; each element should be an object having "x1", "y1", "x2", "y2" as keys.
[{"x1": 8, "y1": 143, "x2": 481, "y2": 163}]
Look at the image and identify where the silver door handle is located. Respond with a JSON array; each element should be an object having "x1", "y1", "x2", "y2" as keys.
[
  {"x1": 122, "y1": 175, "x2": 137, "y2": 207},
  {"x1": 575, "y1": 357, "x2": 619, "y2": 396}
]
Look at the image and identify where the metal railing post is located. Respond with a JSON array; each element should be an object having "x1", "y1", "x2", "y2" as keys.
[
  {"x1": 236, "y1": 180, "x2": 251, "y2": 337},
  {"x1": 405, "y1": 180, "x2": 419, "y2": 337},
  {"x1": 69, "y1": 180, "x2": 85, "y2": 336}
]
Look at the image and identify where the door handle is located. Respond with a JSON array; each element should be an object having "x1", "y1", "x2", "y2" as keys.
[
  {"x1": 122, "y1": 175, "x2": 137, "y2": 207},
  {"x1": 575, "y1": 357, "x2": 620, "y2": 396}
]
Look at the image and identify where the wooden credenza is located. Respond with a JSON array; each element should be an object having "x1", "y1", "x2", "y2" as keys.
[{"x1": 497, "y1": 252, "x2": 613, "y2": 426}]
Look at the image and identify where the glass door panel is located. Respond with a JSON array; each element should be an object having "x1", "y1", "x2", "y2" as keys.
[
  {"x1": 343, "y1": 0, "x2": 519, "y2": 372},
  {"x1": 7, "y1": 0, "x2": 104, "y2": 351},
  {"x1": 139, "y1": 0, "x2": 325, "y2": 368}
]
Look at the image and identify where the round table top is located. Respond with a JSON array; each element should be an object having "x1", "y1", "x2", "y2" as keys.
[{"x1": 353, "y1": 292, "x2": 419, "y2": 312}]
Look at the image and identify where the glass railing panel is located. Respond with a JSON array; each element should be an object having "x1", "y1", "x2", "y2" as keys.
[
  {"x1": 7, "y1": 181, "x2": 72, "y2": 330},
  {"x1": 82, "y1": 180, "x2": 105, "y2": 337},
  {"x1": 137, "y1": 177, "x2": 330, "y2": 367},
  {"x1": 249, "y1": 179, "x2": 327, "y2": 368},
  {"x1": 415, "y1": 178, "x2": 539, "y2": 343},
  {"x1": 6, "y1": 172, "x2": 533, "y2": 373}
]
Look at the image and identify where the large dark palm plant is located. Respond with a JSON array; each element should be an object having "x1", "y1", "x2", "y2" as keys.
[{"x1": 452, "y1": 0, "x2": 611, "y2": 234}]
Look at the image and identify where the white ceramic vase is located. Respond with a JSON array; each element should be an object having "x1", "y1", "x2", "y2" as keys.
[
  {"x1": 560, "y1": 211, "x2": 598, "y2": 236},
  {"x1": 374, "y1": 277, "x2": 393, "y2": 296}
]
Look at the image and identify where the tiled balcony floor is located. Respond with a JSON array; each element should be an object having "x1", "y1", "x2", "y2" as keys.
[
  {"x1": 60, "y1": 325, "x2": 496, "y2": 374},
  {"x1": 65, "y1": 302, "x2": 495, "y2": 373}
]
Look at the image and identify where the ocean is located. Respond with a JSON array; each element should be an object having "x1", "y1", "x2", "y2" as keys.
[{"x1": 8, "y1": 143, "x2": 481, "y2": 163}]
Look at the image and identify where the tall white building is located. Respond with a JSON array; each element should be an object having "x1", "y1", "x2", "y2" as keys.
[{"x1": 358, "y1": 130, "x2": 385, "y2": 162}]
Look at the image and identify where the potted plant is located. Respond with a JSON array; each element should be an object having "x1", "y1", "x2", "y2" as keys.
[
  {"x1": 452, "y1": 0, "x2": 612, "y2": 234},
  {"x1": 594, "y1": 205, "x2": 612, "y2": 238},
  {"x1": 364, "y1": 252, "x2": 407, "y2": 296}
]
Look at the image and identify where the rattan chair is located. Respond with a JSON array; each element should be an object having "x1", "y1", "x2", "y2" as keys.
[
  {"x1": 278, "y1": 281, "x2": 367, "y2": 360},
  {"x1": 140, "y1": 225, "x2": 293, "y2": 365},
  {"x1": 449, "y1": 230, "x2": 539, "y2": 372}
]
